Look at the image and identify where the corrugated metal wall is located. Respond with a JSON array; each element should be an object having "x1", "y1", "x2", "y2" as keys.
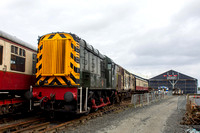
[{"x1": 149, "y1": 70, "x2": 197, "y2": 94}]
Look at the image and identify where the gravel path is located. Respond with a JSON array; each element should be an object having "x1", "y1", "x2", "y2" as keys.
[{"x1": 65, "y1": 96, "x2": 188, "y2": 133}]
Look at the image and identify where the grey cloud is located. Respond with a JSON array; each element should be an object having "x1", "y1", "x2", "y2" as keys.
[{"x1": 0, "y1": 0, "x2": 199, "y2": 84}]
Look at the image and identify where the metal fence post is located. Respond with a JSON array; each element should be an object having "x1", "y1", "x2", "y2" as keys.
[
  {"x1": 131, "y1": 94, "x2": 134, "y2": 104},
  {"x1": 134, "y1": 95, "x2": 137, "y2": 108},
  {"x1": 152, "y1": 93, "x2": 154, "y2": 102},
  {"x1": 147, "y1": 93, "x2": 149, "y2": 105},
  {"x1": 142, "y1": 94, "x2": 144, "y2": 106}
]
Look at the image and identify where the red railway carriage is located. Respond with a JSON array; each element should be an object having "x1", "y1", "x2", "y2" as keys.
[
  {"x1": 135, "y1": 76, "x2": 149, "y2": 92},
  {"x1": 0, "y1": 30, "x2": 37, "y2": 115}
]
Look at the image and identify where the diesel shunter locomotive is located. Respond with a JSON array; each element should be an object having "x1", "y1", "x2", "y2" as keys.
[{"x1": 28, "y1": 32, "x2": 148, "y2": 115}]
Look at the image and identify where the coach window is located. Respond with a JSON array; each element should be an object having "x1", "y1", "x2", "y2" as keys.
[
  {"x1": 11, "y1": 55, "x2": 25, "y2": 72},
  {"x1": 11, "y1": 45, "x2": 15, "y2": 53},
  {"x1": 11, "y1": 45, "x2": 19, "y2": 55},
  {"x1": 0, "y1": 46, "x2": 3, "y2": 65},
  {"x1": 19, "y1": 48, "x2": 22, "y2": 56},
  {"x1": 15, "y1": 47, "x2": 18, "y2": 54},
  {"x1": 32, "y1": 53, "x2": 37, "y2": 74},
  {"x1": 22, "y1": 49, "x2": 25, "y2": 57}
]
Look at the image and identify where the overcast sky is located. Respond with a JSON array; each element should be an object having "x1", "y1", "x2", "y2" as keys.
[{"x1": 0, "y1": 0, "x2": 200, "y2": 86}]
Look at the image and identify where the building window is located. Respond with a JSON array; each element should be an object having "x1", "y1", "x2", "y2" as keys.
[
  {"x1": 11, "y1": 54, "x2": 25, "y2": 72},
  {"x1": 0, "y1": 46, "x2": 3, "y2": 65}
]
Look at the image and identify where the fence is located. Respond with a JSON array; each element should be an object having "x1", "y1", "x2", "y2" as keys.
[
  {"x1": 131, "y1": 91, "x2": 172, "y2": 108},
  {"x1": 186, "y1": 94, "x2": 200, "y2": 113},
  {"x1": 177, "y1": 95, "x2": 186, "y2": 110}
]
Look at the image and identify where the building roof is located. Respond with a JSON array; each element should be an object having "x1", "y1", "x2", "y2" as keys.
[
  {"x1": 150, "y1": 70, "x2": 197, "y2": 81},
  {"x1": 0, "y1": 30, "x2": 37, "y2": 51}
]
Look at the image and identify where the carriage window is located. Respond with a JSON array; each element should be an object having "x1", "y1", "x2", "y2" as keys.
[
  {"x1": 11, "y1": 45, "x2": 19, "y2": 55},
  {"x1": 11, "y1": 54, "x2": 25, "y2": 72},
  {"x1": 23, "y1": 49, "x2": 25, "y2": 57},
  {"x1": 32, "y1": 53, "x2": 37, "y2": 74},
  {"x1": 0, "y1": 46, "x2": 3, "y2": 65},
  {"x1": 15, "y1": 47, "x2": 18, "y2": 54},
  {"x1": 11, "y1": 45, "x2": 15, "y2": 53},
  {"x1": 19, "y1": 48, "x2": 22, "y2": 56},
  {"x1": 33, "y1": 54, "x2": 37, "y2": 60}
]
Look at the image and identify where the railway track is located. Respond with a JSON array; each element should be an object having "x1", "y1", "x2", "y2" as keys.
[
  {"x1": 41, "y1": 100, "x2": 132, "y2": 133},
  {"x1": 0, "y1": 108, "x2": 43, "y2": 126},
  {"x1": 0, "y1": 117, "x2": 13, "y2": 124},
  {"x1": 0, "y1": 100, "x2": 131, "y2": 133},
  {"x1": 0, "y1": 118, "x2": 47, "y2": 133}
]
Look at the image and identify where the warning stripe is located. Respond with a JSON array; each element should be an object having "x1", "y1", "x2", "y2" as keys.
[
  {"x1": 61, "y1": 76, "x2": 70, "y2": 85},
  {"x1": 39, "y1": 45, "x2": 43, "y2": 51},
  {"x1": 35, "y1": 40, "x2": 43, "y2": 85},
  {"x1": 70, "y1": 73, "x2": 80, "y2": 84},
  {"x1": 47, "y1": 77, "x2": 55, "y2": 84},
  {"x1": 35, "y1": 33, "x2": 81, "y2": 86},
  {"x1": 39, "y1": 55, "x2": 42, "y2": 60},
  {"x1": 39, "y1": 64, "x2": 42, "y2": 70},
  {"x1": 57, "y1": 77, "x2": 66, "y2": 85},
  {"x1": 49, "y1": 77, "x2": 62, "y2": 85},
  {"x1": 48, "y1": 34, "x2": 55, "y2": 39},
  {"x1": 36, "y1": 75, "x2": 42, "y2": 82}
]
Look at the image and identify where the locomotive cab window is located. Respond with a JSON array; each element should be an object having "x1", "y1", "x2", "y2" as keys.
[
  {"x1": 107, "y1": 64, "x2": 111, "y2": 70},
  {"x1": 0, "y1": 45, "x2": 3, "y2": 65}
]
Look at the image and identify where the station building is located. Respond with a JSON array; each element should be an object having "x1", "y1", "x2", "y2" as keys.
[{"x1": 149, "y1": 70, "x2": 198, "y2": 94}]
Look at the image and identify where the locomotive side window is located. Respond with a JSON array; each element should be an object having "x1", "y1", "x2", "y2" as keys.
[
  {"x1": 0, "y1": 45, "x2": 3, "y2": 65},
  {"x1": 11, "y1": 55, "x2": 25, "y2": 72},
  {"x1": 107, "y1": 64, "x2": 111, "y2": 70}
]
